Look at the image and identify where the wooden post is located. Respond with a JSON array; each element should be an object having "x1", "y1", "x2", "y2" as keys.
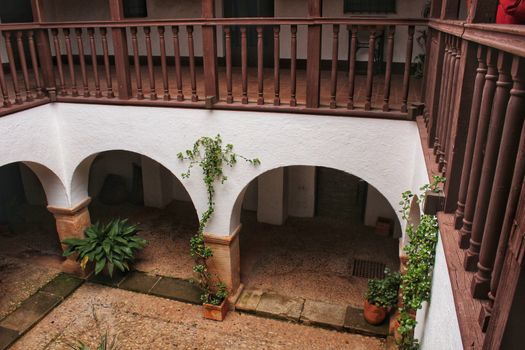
[
  {"x1": 30, "y1": 0, "x2": 56, "y2": 100},
  {"x1": 468, "y1": 0, "x2": 498, "y2": 23},
  {"x1": 442, "y1": 40, "x2": 477, "y2": 214},
  {"x1": 455, "y1": 45, "x2": 486, "y2": 230},
  {"x1": 306, "y1": 0, "x2": 322, "y2": 108},
  {"x1": 440, "y1": 0, "x2": 461, "y2": 19},
  {"x1": 426, "y1": 30, "x2": 446, "y2": 148},
  {"x1": 108, "y1": 0, "x2": 132, "y2": 100},
  {"x1": 202, "y1": 0, "x2": 219, "y2": 105}
]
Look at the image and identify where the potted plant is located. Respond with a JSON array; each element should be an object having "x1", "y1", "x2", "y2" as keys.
[
  {"x1": 62, "y1": 218, "x2": 147, "y2": 277},
  {"x1": 178, "y1": 135, "x2": 260, "y2": 321},
  {"x1": 364, "y1": 269, "x2": 400, "y2": 325}
]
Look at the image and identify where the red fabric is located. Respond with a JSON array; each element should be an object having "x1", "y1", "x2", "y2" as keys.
[{"x1": 497, "y1": 0, "x2": 525, "y2": 24}]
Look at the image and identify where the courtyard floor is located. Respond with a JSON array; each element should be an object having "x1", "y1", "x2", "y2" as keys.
[
  {"x1": 0, "y1": 200, "x2": 398, "y2": 349},
  {"x1": 10, "y1": 283, "x2": 384, "y2": 350}
]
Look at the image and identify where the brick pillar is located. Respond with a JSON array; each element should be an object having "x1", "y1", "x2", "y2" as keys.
[
  {"x1": 47, "y1": 198, "x2": 92, "y2": 276},
  {"x1": 203, "y1": 225, "x2": 241, "y2": 301}
]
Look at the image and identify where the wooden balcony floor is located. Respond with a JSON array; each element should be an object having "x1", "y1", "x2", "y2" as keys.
[{"x1": 1, "y1": 64, "x2": 421, "y2": 113}]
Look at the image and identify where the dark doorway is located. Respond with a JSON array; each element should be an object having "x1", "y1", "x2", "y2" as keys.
[
  {"x1": 0, "y1": 0, "x2": 33, "y2": 23},
  {"x1": 315, "y1": 167, "x2": 368, "y2": 223},
  {"x1": 223, "y1": 0, "x2": 274, "y2": 67}
]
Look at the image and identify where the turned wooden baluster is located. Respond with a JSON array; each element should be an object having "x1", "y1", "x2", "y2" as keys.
[
  {"x1": 464, "y1": 50, "x2": 512, "y2": 272},
  {"x1": 257, "y1": 26, "x2": 264, "y2": 105},
  {"x1": 365, "y1": 27, "x2": 376, "y2": 111},
  {"x1": 87, "y1": 28, "x2": 101, "y2": 98},
  {"x1": 224, "y1": 26, "x2": 233, "y2": 104},
  {"x1": 459, "y1": 48, "x2": 498, "y2": 252},
  {"x1": 63, "y1": 29, "x2": 78, "y2": 97},
  {"x1": 4, "y1": 32, "x2": 22, "y2": 104},
  {"x1": 437, "y1": 36, "x2": 456, "y2": 165},
  {"x1": 130, "y1": 27, "x2": 144, "y2": 100},
  {"x1": 158, "y1": 26, "x2": 170, "y2": 101},
  {"x1": 455, "y1": 45, "x2": 487, "y2": 234},
  {"x1": 433, "y1": 36, "x2": 452, "y2": 155},
  {"x1": 0, "y1": 45, "x2": 11, "y2": 107},
  {"x1": 143, "y1": 27, "x2": 157, "y2": 100},
  {"x1": 347, "y1": 26, "x2": 357, "y2": 110},
  {"x1": 439, "y1": 38, "x2": 461, "y2": 176},
  {"x1": 52, "y1": 29, "x2": 67, "y2": 96},
  {"x1": 187, "y1": 26, "x2": 198, "y2": 102},
  {"x1": 473, "y1": 56, "x2": 525, "y2": 307},
  {"x1": 273, "y1": 26, "x2": 280, "y2": 106},
  {"x1": 382, "y1": 26, "x2": 395, "y2": 112},
  {"x1": 241, "y1": 26, "x2": 248, "y2": 104},
  {"x1": 329, "y1": 24, "x2": 339, "y2": 109},
  {"x1": 16, "y1": 31, "x2": 33, "y2": 102},
  {"x1": 482, "y1": 58, "x2": 525, "y2": 330},
  {"x1": 75, "y1": 28, "x2": 90, "y2": 97},
  {"x1": 172, "y1": 26, "x2": 184, "y2": 101},
  {"x1": 290, "y1": 25, "x2": 297, "y2": 107},
  {"x1": 401, "y1": 25, "x2": 415, "y2": 113},
  {"x1": 100, "y1": 28, "x2": 114, "y2": 98},
  {"x1": 437, "y1": 35, "x2": 456, "y2": 166},
  {"x1": 27, "y1": 31, "x2": 44, "y2": 98}
]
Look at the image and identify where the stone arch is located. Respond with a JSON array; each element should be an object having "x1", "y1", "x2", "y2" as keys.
[
  {"x1": 229, "y1": 164, "x2": 402, "y2": 235},
  {"x1": 0, "y1": 160, "x2": 70, "y2": 208},
  {"x1": 69, "y1": 149, "x2": 199, "y2": 212}
]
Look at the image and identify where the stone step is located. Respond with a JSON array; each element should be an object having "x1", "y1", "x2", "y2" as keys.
[{"x1": 235, "y1": 289, "x2": 389, "y2": 338}]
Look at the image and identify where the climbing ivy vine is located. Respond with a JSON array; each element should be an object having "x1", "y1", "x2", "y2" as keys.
[
  {"x1": 397, "y1": 175, "x2": 445, "y2": 350},
  {"x1": 178, "y1": 135, "x2": 260, "y2": 305}
]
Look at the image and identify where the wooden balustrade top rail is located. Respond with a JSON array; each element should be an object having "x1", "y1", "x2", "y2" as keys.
[
  {"x1": 0, "y1": 17, "x2": 428, "y2": 31},
  {"x1": 429, "y1": 19, "x2": 525, "y2": 58}
]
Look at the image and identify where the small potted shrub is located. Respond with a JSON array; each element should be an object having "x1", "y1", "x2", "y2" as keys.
[
  {"x1": 62, "y1": 218, "x2": 147, "y2": 277},
  {"x1": 364, "y1": 269, "x2": 400, "y2": 325}
]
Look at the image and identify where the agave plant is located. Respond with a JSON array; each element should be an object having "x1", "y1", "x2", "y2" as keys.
[{"x1": 63, "y1": 219, "x2": 147, "y2": 277}]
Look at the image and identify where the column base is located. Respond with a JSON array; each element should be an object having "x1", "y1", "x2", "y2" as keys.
[
  {"x1": 464, "y1": 250, "x2": 479, "y2": 271},
  {"x1": 203, "y1": 225, "x2": 242, "y2": 297},
  {"x1": 471, "y1": 271, "x2": 491, "y2": 299},
  {"x1": 478, "y1": 302, "x2": 492, "y2": 332}
]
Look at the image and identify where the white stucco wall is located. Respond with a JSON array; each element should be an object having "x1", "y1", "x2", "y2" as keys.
[
  {"x1": 0, "y1": 102, "x2": 427, "y2": 239},
  {"x1": 416, "y1": 236, "x2": 463, "y2": 350},
  {"x1": 0, "y1": 105, "x2": 69, "y2": 207}
]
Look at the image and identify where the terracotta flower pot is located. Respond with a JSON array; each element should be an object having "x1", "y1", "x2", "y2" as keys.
[
  {"x1": 363, "y1": 300, "x2": 387, "y2": 325},
  {"x1": 203, "y1": 299, "x2": 228, "y2": 321}
]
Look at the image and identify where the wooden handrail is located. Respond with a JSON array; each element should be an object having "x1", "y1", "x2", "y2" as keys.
[{"x1": 0, "y1": 17, "x2": 428, "y2": 31}]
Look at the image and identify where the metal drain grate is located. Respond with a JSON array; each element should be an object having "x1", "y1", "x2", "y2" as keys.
[{"x1": 352, "y1": 259, "x2": 386, "y2": 279}]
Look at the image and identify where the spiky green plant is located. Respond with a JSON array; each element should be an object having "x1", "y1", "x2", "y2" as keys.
[{"x1": 62, "y1": 219, "x2": 147, "y2": 277}]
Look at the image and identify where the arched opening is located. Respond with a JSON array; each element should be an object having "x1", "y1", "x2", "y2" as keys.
[
  {"x1": 0, "y1": 162, "x2": 65, "y2": 319},
  {"x1": 83, "y1": 150, "x2": 199, "y2": 279},
  {"x1": 237, "y1": 165, "x2": 401, "y2": 307}
]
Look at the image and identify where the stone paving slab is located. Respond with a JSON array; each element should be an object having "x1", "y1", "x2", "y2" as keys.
[
  {"x1": 235, "y1": 290, "x2": 263, "y2": 314},
  {"x1": 256, "y1": 292, "x2": 304, "y2": 321},
  {"x1": 39, "y1": 273, "x2": 83, "y2": 298},
  {"x1": 149, "y1": 277, "x2": 202, "y2": 305},
  {"x1": 88, "y1": 270, "x2": 128, "y2": 287},
  {"x1": 0, "y1": 292, "x2": 61, "y2": 334},
  {"x1": 300, "y1": 299, "x2": 346, "y2": 330},
  {"x1": 0, "y1": 326, "x2": 19, "y2": 350},
  {"x1": 118, "y1": 271, "x2": 161, "y2": 294},
  {"x1": 344, "y1": 305, "x2": 389, "y2": 338}
]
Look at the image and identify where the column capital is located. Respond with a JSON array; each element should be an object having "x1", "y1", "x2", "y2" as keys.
[{"x1": 47, "y1": 197, "x2": 91, "y2": 216}]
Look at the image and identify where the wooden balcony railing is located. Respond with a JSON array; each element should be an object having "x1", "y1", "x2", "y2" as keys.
[
  {"x1": 422, "y1": 19, "x2": 525, "y2": 350},
  {"x1": 0, "y1": 17, "x2": 426, "y2": 118}
]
